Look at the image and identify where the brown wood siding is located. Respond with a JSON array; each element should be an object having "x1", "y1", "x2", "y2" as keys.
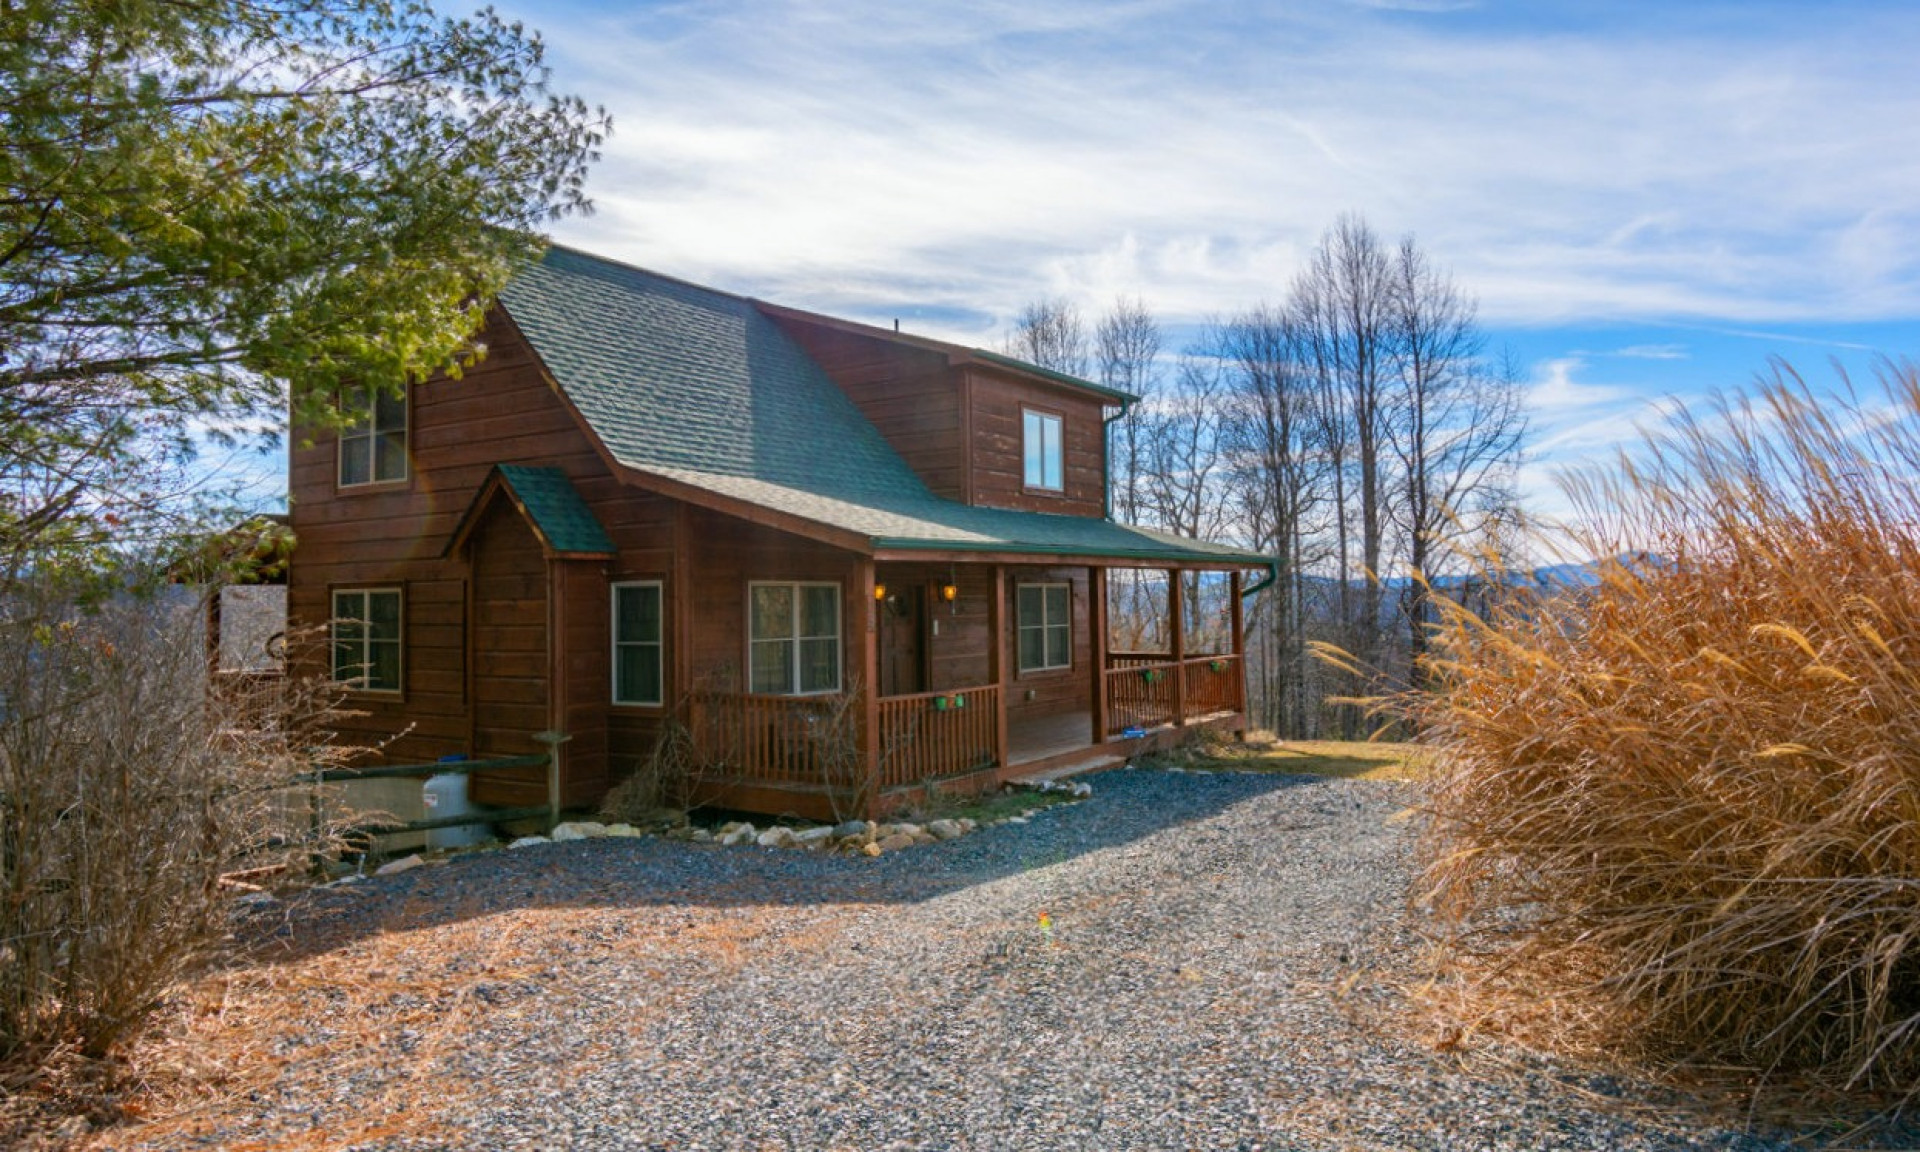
[
  {"x1": 872, "y1": 562, "x2": 994, "y2": 694},
  {"x1": 767, "y1": 315, "x2": 965, "y2": 499},
  {"x1": 1003, "y1": 565, "x2": 1094, "y2": 726},
  {"x1": 469, "y1": 500, "x2": 549, "y2": 806},
  {"x1": 683, "y1": 507, "x2": 862, "y2": 689},
  {"x1": 964, "y1": 368, "x2": 1108, "y2": 517},
  {"x1": 288, "y1": 308, "x2": 678, "y2": 806}
]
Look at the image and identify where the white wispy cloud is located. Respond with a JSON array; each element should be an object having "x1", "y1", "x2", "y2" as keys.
[{"x1": 525, "y1": 0, "x2": 1920, "y2": 344}]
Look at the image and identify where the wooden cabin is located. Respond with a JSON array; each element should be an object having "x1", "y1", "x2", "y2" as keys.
[{"x1": 288, "y1": 246, "x2": 1272, "y2": 820}]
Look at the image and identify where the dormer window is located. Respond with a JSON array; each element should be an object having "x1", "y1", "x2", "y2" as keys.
[
  {"x1": 339, "y1": 385, "x2": 409, "y2": 487},
  {"x1": 1022, "y1": 408, "x2": 1063, "y2": 491}
]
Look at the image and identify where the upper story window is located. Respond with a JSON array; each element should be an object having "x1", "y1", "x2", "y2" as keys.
[
  {"x1": 612, "y1": 581, "x2": 664, "y2": 706},
  {"x1": 1022, "y1": 408, "x2": 1063, "y2": 491},
  {"x1": 749, "y1": 581, "x2": 840, "y2": 695},
  {"x1": 332, "y1": 587, "x2": 403, "y2": 693},
  {"x1": 1017, "y1": 582, "x2": 1071, "y2": 673},
  {"x1": 338, "y1": 384, "x2": 409, "y2": 487}
]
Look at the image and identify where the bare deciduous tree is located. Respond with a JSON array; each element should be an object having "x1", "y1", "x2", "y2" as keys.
[
  {"x1": 1004, "y1": 297, "x2": 1090, "y2": 378},
  {"x1": 1383, "y1": 242, "x2": 1527, "y2": 686}
]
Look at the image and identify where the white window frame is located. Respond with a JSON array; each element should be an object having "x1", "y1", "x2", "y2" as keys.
[
  {"x1": 338, "y1": 384, "x2": 409, "y2": 487},
  {"x1": 747, "y1": 580, "x2": 842, "y2": 696},
  {"x1": 1022, "y1": 407, "x2": 1063, "y2": 491},
  {"x1": 331, "y1": 587, "x2": 403, "y2": 693},
  {"x1": 611, "y1": 581, "x2": 665, "y2": 707},
  {"x1": 1017, "y1": 581, "x2": 1072, "y2": 673}
]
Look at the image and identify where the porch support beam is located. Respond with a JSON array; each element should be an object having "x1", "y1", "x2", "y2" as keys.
[
  {"x1": 989, "y1": 564, "x2": 1008, "y2": 772},
  {"x1": 1089, "y1": 566, "x2": 1109, "y2": 744},
  {"x1": 856, "y1": 557, "x2": 881, "y2": 821},
  {"x1": 1230, "y1": 569, "x2": 1246, "y2": 740},
  {"x1": 1169, "y1": 568, "x2": 1185, "y2": 728}
]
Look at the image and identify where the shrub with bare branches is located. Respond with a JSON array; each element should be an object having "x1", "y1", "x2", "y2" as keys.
[
  {"x1": 1407, "y1": 360, "x2": 1920, "y2": 1100},
  {"x1": 0, "y1": 577, "x2": 346, "y2": 1068}
]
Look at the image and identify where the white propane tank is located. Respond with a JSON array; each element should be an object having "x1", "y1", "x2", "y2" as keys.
[{"x1": 423, "y1": 764, "x2": 491, "y2": 849}]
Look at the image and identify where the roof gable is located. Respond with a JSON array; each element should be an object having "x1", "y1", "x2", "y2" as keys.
[
  {"x1": 444, "y1": 464, "x2": 615, "y2": 560},
  {"x1": 495, "y1": 246, "x2": 1267, "y2": 570}
]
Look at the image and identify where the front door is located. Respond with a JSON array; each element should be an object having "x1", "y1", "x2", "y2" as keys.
[{"x1": 878, "y1": 585, "x2": 924, "y2": 697}]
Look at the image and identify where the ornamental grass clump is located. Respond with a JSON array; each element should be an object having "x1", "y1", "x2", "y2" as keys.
[{"x1": 1413, "y1": 360, "x2": 1920, "y2": 1098}]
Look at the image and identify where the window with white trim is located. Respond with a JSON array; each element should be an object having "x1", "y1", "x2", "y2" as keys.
[
  {"x1": 748, "y1": 582, "x2": 841, "y2": 695},
  {"x1": 612, "y1": 581, "x2": 664, "y2": 705},
  {"x1": 332, "y1": 588, "x2": 402, "y2": 692},
  {"x1": 338, "y1": 384, "x2": 408, "y2": 487},
  {"x1": 1022, "y1": 408, "x2": 1063, "y2": 491},
  {"x1": 1017, "y1": 582, "x2": 1071, "y2": 672}
]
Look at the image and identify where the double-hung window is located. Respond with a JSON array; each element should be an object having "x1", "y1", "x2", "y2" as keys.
[
  {"x1": 332, "y1": 588, "x2": 402, "y2": 692},
  {"x1": 612, "y1": 581, "x2": 664, "y2": 706},
  {"x1": 1017, "y1": 582, "x2": 1071, "y2": 673},
  {"x1": 1022, "y1": 408, "x2": 1063, "y2": 491},
  {"x1": 748, "y1": 582, "x2": 840, "y2": 695},
  {"x1": 338, "y1": 384, "x2": 408, "y2": 487}
]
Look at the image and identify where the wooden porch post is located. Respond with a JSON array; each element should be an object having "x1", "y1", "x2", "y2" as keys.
[
  {"x1": 989, "y1": 565, "x2": 1008, "y2": 771},
  {"x1": 1230, "y1": 569, "x2": 1246, "y2": 740},
  {"x1": 856, "y1": 557, "x2": 881, "y2": 821},
  {"x1": 546, "y1": 557, "x2": 569, "y2": 817},
  {"x1": 1089, "y1": 566, "x2": 1108, "y2": 744},
  {"x1": 1169, "y1": 568, "x2": 1186, "y2": 728}
]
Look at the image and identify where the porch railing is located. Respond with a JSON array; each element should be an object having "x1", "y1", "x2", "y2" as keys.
[
  {"x1": 1103, "y1": 652, "x2": 1244, "y2": 736},
  {"x1": 686, "y1": 685, "x2": 1005, "y2": 790},
  {"x1": 685, "y1": 690, "x2": 848, "y2": 786},
  {"x1": 878, "y1": 684, "x2": 1002, "y2": 788}
]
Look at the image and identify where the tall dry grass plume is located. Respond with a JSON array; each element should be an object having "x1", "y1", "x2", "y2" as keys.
[{"x1": 1410, "y1": 359, "x2": 1920, "y2": 1100}]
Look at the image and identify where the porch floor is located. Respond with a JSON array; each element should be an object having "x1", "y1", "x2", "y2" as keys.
[{"x1": 1006, "y1": 707, "x2": 1245, "y2": 768}]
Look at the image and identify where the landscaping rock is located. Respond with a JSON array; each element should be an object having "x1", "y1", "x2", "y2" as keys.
[
  {"x1": 831, "y1": 819, "x2": 871, "y2": 840},
  {"x1": 507, "y1": 835, "x2": 551, "y2": 850},
  {"x1": 605, "y1": 823, "x2": 643, "y2": 838},
  {"x1": 876, "y1": 832, "x2": 915, "y2": 853},
  {"x1": 792, "y1": 826, "x2": 837, "y2": 847},
  {"x1": 927, "y1": 819, "x2": 964, "y2": 840},
  {"x1": 756, "y1": 827, "x2": 796, "y2": 849},
  {"x1": 861, "y1": 841, "x2": 883, "y2": 857},
  {"x1": 374, "y1": 854, "x2": 426, "y2": 876},
  {"x1": 551, "y1": 821, "x2": 608, "y2": 842},
  {"x1": 719, "y1": 825, "x2": 758, "y2": 847}
]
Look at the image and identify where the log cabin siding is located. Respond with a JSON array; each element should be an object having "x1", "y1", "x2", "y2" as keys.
[
  {"x1": 1004, "y1": 565, "x2": 1094, "y2": 726},
  {"x1": 681, "y1": 506, "x2": 862, "y2": 690},
  {"x1": 964, "y1": 368, "x2": 1108, "y2": 517},
  {"x1": 289, "y1": 309, "x2": 674, "y2": 797},
  {"x1": 768, "y1": 316, "x2": 965, "y2": 500}
]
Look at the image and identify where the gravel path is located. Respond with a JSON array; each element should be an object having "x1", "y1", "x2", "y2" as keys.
[{"x1": 106, "y1": 767, "x2": 1904, "y2": 1151}]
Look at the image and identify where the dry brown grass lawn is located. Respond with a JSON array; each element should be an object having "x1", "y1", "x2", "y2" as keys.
[{"x1": 1183, "y1": 736, "x2": 1427, "y2": 782}]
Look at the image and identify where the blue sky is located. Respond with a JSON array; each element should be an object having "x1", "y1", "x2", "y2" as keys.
[{"x1": 417, "y1": 0, "x2": 1920, "y2": 517}]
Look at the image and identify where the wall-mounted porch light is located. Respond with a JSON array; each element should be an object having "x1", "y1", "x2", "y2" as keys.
[{"x1": 873, "y1": 583, "x2": 888, "y2": 601}]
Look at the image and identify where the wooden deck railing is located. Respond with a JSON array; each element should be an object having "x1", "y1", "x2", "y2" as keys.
[
  {"x1": 686, "y1": 690, "x2": 848, "y2": 786},
  {"x1": 878, "y1": 684, "x2": 1002, "y2": 787},
  {"x1": 1102, "y1": 653, "x2": 1243, "y2": 737}
]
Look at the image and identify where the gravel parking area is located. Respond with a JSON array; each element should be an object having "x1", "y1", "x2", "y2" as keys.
[{"x1": 97, "y1": 767, "x2": 1895, "y2": 1151}]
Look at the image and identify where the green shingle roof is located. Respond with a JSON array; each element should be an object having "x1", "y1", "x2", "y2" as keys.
[
  {"x1": 493, "y1": 464, "x2": 615, "y2": 556},
  {"x1": 497, "y1": 246, "x2": 1267, "y2": 569}
]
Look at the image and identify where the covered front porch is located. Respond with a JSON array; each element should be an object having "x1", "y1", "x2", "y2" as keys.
[{"x1": 683, "y1": 559, "x2": 1256, "y2": 820}]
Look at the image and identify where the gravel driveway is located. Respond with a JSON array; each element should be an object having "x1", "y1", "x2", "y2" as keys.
[{"x1": 104, "y1": 767, "x2": 1895, "y2": 1151}]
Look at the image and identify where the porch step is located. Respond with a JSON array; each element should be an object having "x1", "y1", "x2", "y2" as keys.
[{"x1": 1007, "y1": 752, "x2": 1127, "y2": 786}]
